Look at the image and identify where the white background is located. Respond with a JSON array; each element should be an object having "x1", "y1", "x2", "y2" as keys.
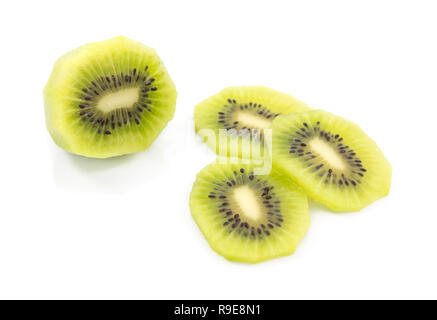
[{"x1": 0, "y1": 0, "x2": 436, "y2": 300}]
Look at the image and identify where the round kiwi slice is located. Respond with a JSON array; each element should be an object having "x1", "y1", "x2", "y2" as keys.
[
  {"x1": 194, "y1": 86, "x2": 310, "y2": 159},
  {"x1": 190, "y1": 162, "x2": 310, "y2": 263},
  {"x1": 271, "y1": 110, "x2": 392, "y2": 212},
  {"x1": 44, "y1": 36, "x2": 177, "y2": 158}
]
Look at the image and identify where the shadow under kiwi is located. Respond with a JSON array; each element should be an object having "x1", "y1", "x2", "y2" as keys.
[{"x1": 50, "y1": 141, "x2": 166, "y2": 194}]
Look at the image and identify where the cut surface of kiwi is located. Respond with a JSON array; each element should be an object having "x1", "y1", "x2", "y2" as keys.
[
  {"x1": 190, "y1": 162, "x2": 310, "y2": 263},
  {"x1": 194, "y1": 86, "x2": 310, "y2": 159},
  {"x1": 44, "y1": 36, "x2": 177, "y2": 158},
  {"x1": 271, "y1": 110, "x2": 391, "y2": 212}
]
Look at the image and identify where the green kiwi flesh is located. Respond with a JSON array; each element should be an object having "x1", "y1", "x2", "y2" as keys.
[
  {"x1": 190, "y1": 162, "x2": 310, "y2": 263},
  {"x1": 44, "y1": 36, "x2": 177, "y2": 158}
]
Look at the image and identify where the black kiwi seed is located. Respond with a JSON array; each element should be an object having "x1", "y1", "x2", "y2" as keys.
[
  {"x1": 206, "y1": 168, "x2": 283, "y2": 240},
  {"x1": 217, "y1": 98, "x2": 281, "y2": 138},
  {"x1": 288, "y1": 121, "x2": 366, "y2": 186},
  {"x1": 76, "y1": 67, "x2": 158, "y2": 135}
]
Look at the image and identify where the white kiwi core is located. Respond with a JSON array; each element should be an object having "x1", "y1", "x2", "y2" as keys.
[
  {"x1": 233, "y1": 185, "x2": 263, "y2": 221},
  {"x1": 96, "y1": 87, "x2": 140, "y2": 113},
  {"x1": 236, "y1": 112, "x2": 272, "y2": 129},
  {"x1": 309, "y1": 137, "x2": 346, "y2": 170}
]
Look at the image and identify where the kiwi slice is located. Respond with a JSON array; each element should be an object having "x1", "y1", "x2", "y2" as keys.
[
  {"x1": 44, "y1": 36, "x2": 177, "y2": 158},
  {"x1": 194, "y1": 86, "x2": 310, "y2": 159},
  {"x1": 271, "y1": 110, "x2": 392, "y2": 212},
  {"x1": 190, "y1": 162, "x2": 310, "y2": 263}
]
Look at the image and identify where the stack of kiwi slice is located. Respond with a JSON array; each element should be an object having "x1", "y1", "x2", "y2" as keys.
[
  {"x1": 191, "y1": 87, "x2": 391, "y2": 263},
  {"x1": 44, "y1": 37, "x2": 391, "y2": 264}
]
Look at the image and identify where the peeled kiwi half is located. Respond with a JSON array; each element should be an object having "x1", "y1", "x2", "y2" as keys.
[
  {"x1": 271, "y1": 110, "x2": 392, "y2": 212},
  {"x1": 44, "y1": 36, "x2": 177, "y2": 158},
  {"x1": 194, "y1": 86, "x2": 310, "y2": 159},
  {"x1": 190, "y1": 162, "x2": 310, "y2": 263}
]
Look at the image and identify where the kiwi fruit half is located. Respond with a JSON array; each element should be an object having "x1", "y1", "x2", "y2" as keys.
[
  {"x1": 194, "y1": 86, "x2": 310, "y2": 159},
  {"x1": 190, "y1": 162, "x2": 310, "y2": 263},
  {"x1": 271, "y1": 110, "x2": 391, "y2": 212},
  {"x1": 44, "y1": 36, "x2": 177, "y2": 158}
]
